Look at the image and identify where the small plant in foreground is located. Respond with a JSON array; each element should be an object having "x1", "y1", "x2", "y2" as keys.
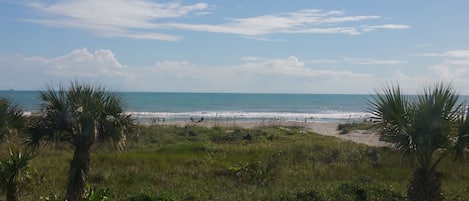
[
  {"x1": 84, "y1": 187, "x2": 109, "y2": 201},
  {"x1": 128, "y1": 192, "x2": 175, "y2": 201},
  {"x1": 0, "y1": 149, "x2": 35, "y2": 201}
]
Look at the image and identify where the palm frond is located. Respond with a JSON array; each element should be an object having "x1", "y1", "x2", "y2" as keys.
[
  {"x1": 369, "y1": 82, "x2": 465, "y2": 169},
  {"x1": 454, "y1": 105, "x2": 469, "y2": 160},
  {"x1": 369, "y1": 84, "x2": 413, "y2": 154},
  {"x1": 0, "y1": 149, "x2": 35, "y2": 192},
  {"x1": 0, "y1": 97, "x2": 25, "y2": 140}
]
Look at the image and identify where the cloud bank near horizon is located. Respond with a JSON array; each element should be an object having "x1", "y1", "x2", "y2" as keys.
[{"x1": 1, "y1": 48, "x2": 469, "y2": 94}]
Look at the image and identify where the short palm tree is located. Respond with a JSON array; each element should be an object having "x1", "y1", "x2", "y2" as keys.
[
  {"x1": 27, "y1": 82, "x2": 135, "y2": 201},
  {"x1": 0, "y1": 97, "x2": 24, "y2": 142},
  {"x1": 0, "y1": 149, "x2": 35, "y2": 201},
  {"x1": 369, "y1": 83, "x2": 469, "y2": 201}
]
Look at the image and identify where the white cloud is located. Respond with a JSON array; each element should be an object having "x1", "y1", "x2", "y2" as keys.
[
  {"x1": 306, "y1": 58, "x2": 408, "y2": 65},
  {"x1": 428, "y1": 65, "x2": 468, "y2": 79},
  {"x1": 417, "y1": 49, "x2": 469, "y2": 66},
  {"x1": 10, "y1": 49, "x2": 469, "y2": 94},
  {"x1": 417, "y1": 50, "x2": 469, "y2": 58},
  {"x1": 22, "y1": 2, "x2": 410, "y2": 40},
  {"x1": 307, "y1": 59, "x2": 342, "y2": 64},
  {"x1": 240, "y1": 56, "x2": 264, "y2": 62},
  {"x1": 45, "y1": 48, "x2": 125, "y2": 78},
  {"x1": 164, "y1": 9, "x2": 396, "y2": 36},
  {"x1": 25, "y1": 0, "x2": 208, "y2": 41},
  {"x1": 423, "y1": 50, "x2": 469, "y2": 82},
  {"x1": 0, "y1": 49, "x2": 374, "y2": 92},
  {"x1": 237, "y1": 56, "x2": 370, "y2": 79},
  {"x1": 347, "y1": 58, "x2": 408, "y2": 65},
  {"x1": 361, "y1": 24, "x2": 411, "y2": 32},
  {"x1": 0, "y1": 48, "x2": 130, "y2": 90},
  {"x1": 444, "y1": 50, "x2": 469, "y2": 58},
  {"x1": 396, "y1": 49, "x2": 469, "y2": 93},
  {"x1": 415, "y1": 53, "x2": 443, "y2": 57}
]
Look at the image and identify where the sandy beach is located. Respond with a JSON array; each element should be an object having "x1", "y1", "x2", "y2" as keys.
[
  {"x1": 152, "y1": 120, "x2": 387, "y2": 147},
  {"x1": 305, "y1": 122, "x2": 388, "y2": 147}
]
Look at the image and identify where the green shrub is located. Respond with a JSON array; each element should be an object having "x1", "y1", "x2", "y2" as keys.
[
  {"x1": 128, "y1": 192, "x2": 175, "y2": 201},
  {"x1": 227, "y1": 152, "x2": 281, "y2": 186},
  {"x1": 85, "y1": 187, "x2": 109, "y2": 201},
  {"x1": 338, "y1": 122, "x2": 375, "y2": 134},
  {"x1": 295, "y1": 190, "x2": 326, "y2": 201},
  {"x1": 330, "y1": 183, "x2": 405, "y2": 201}
]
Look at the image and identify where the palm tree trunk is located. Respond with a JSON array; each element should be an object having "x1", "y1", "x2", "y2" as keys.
[
  {"x1": 65, "y1": 142, "x2": 92, "y2": 201},
  {"x1": 6, "y1": 184, "x2": 18, "y2": 201},
  {"x1": 407, "y1": 167, "x2": 443, "y2": 201}
]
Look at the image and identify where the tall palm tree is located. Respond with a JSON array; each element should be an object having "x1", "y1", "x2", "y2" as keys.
[
  {"x1": 27, "y1": 82, "x2": 135, "y2": 201},
  {"x1": 0, "y1": 97, "x2": 24, "y2": 142},
  {"x1": 369, "y1": 83, "x2": 469, "y2": 201},
  {"x1": 0, "y1": 149, "x2": 35, "y2": 201}
]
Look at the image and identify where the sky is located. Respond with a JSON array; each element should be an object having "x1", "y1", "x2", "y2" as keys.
[{"x1": 1, "y1": 0, "x2": 469, "y2": 94}]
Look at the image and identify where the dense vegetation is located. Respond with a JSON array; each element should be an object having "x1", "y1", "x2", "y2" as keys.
[
  {"x1": 1, "y1": 124, "x2": 468, "y2": 200},
  {"x1": 26, "y1": 82, "x2": 135, "y2": 201},
  {"x1": 369, "y1": 83, "x2": 469, "y2": 201},
  {"x1": 1, "y1": 82, "x2": 469, "y2": 200}
]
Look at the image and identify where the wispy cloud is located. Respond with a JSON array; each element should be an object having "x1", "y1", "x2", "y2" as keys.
[
  {"x1": 306, "y1": 58, "x2": 408, "y2": 65},
  {"x1": 361, "y1": 24, "x2": 411, "y2": 32},
  {"x1": 0, "y1": 49, "x2": 371, "y2": 92},
  {"x1": 237, "y1": 56, "x2": 370, "y2": 79},
  {"x1": 4, "y1": 48, "x2": 469, "y2": 93},
  {"x1": 21, "y1": 1, "x2": 410, "y2": 41},
  {"x1": 417, "y1": 50, "x2": 469, "y2": 58},
  {"x1": 407, "y1": 50, "x2": 469, "y2": 90},
  {"x1": 164, "y1": 9, "x2": 407, "y2": 36},
  {"x1": 347, "y1": 58, "x2": 408, "y2": 65},
  {"x1": 0, "y1": 48, "x2": 131, "y2": 89},
  {"x1": 417, "y1": 50, "x2": 469, "y2": 65},
  {"x1": 444, "y1": 50, "x2": 469, "y2": 58},
  {"x1": 307, "y1": 59, "x2": 342, "y2": 64},
  {"x1": 24, "y1": 0, "x2": 209, "y2": 41}
]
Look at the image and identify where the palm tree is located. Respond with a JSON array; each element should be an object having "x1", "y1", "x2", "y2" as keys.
[
  {"x1": 0, "y1": 149, "x2": 35, "y2": 201},
  {"x1": 26, "y1": 82, "x2": 135, "y2": 201},
  {"x1": 369, "y1": 83, "x2": 469, "y2": 201},
  {"x1": 0, "y1": 97, "x2": 24, "y2": 142}
]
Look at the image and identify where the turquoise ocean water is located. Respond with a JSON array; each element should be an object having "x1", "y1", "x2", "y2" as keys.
[{"x1": 0, "y1": 90, "x2": 376, "y2": 123}]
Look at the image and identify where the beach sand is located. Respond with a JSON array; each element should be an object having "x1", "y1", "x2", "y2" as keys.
[
  {"x1": 305, "y1": 122, "x2": 388, "y2": 147},
  {"x1": 152, "y1": 120, "x2": 388, "y2": 147}
]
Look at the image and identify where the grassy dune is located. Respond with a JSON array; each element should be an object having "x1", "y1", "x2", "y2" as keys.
[{"x1": 2, "y1": 125, "x2": 469, "y2": 200}]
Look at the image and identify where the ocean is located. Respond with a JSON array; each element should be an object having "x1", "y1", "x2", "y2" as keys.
[{"x1": 0, "y1": 90, "x2": 374, "y2": 123}]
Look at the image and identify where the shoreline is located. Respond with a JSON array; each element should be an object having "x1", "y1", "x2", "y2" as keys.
[{"x1": 146, "y1": 120, "x2": 387, "y2": 147}]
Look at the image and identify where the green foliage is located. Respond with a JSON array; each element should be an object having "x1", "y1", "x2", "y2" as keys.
[
  {"x1": 407, "y1": 167, "x2": 442, "y2": 201},
  {"x1": 338, "y1": 122, "x2": 375, "y2": 134},
  {"x1": 127, "y1": 192, "x2": 175, "y2": 201},
  {"x1": 369, "y1": 82, "x2": 469, "y2": 201},
  {"x1": 84, "y1": 187, "x2": 109, "y2": 201},
  {"x1": 0, "y1": 149, "x2": 35, "y2": 201},
  {"x1": 275, "y1": 182, "x2": 405, "y2": 201},
  {"x1": 39, "y1": 193, "x2": 63, "y2": 201},
  {"x1": 0, "y1": 97, "x2": 24, "y2": 142},
  {"x1": 38, "y1": 187, "x2": 109, "y2": 201},
  {"x1": 27, "y1": 81, "x2": 136, "y2": 201},
  {"x1": 227, "y1": 152, "x2": 281, "y2": 186},
  {"x1": 332, "y1": 182, "x2": 405, "y2": 201},
  {"x1": 2, "y1": 124, "x2": 468, "y2": 200}
]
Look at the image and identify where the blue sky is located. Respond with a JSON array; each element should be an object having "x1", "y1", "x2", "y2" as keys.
[{"x1": 1, "y1": 0, "x2": 469, "y2": 94}]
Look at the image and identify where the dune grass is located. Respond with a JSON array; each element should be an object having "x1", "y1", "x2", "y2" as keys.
[{"x1": 1, "y1": 125, "x2": 468, "y2": 200}]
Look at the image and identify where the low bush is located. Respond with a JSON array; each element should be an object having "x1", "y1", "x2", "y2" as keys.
[
  {"x1": 3, "y1": 125, "x2": 468, "y2": 200},
  {"x1": 338, "y1": 122, "x2": 375, "y2": 134}
]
